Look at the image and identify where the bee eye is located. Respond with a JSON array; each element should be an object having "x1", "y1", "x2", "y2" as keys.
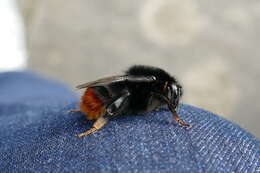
[
  {"x1": 171, "y1": 84, "x2": 178, "y2": 95},
  {"x1": 167, "y1": 87, "x2": 172, "y2": 98},
  {"x1": 171, "y1": 84, "x2": 177, "y2": 91}
]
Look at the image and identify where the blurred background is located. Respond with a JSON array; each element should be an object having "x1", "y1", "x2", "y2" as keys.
[{"x1": 1, "y1": 0, "x2": 259, "y2": 137}]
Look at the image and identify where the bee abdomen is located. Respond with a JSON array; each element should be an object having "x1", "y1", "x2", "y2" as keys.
[{"x1": 80, "y1": 88, "x2": 105, "y2": 120}]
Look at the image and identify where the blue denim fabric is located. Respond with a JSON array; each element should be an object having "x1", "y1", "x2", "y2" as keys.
[{"x1": 0, "y1": 72, "x2": 259, "y2": 173}]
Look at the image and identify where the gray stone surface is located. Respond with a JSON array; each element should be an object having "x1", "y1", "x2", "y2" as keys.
[{"x1": 17, "y1": 0, "x2": 260, "y2": 138}]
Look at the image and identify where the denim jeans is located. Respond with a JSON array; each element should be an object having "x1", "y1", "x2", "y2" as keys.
[{"x1": 0, "y1": 72, "x2": 259, "y2": 173}]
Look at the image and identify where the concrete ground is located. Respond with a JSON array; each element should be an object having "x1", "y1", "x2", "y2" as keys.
[{"x1": 17, "y1": 0, "x2": 260, "y2": 138}]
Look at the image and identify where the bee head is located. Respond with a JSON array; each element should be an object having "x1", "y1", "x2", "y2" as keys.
[{"x1": 166, "y1": 82, "x2": 183, "y2": 109}]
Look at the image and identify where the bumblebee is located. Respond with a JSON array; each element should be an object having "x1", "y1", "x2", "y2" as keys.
[{"x1": 70, "y1": 65, "x2": 191, "y2": 137}]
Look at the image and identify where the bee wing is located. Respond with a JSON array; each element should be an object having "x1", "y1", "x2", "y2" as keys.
[{"x1": 76, "y1": 75, "x2": 156, "y2": 89}]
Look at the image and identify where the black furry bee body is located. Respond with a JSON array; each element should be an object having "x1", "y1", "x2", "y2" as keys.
[{"x1": 70, "y1": 65, "x2": 191, "y2": 137}]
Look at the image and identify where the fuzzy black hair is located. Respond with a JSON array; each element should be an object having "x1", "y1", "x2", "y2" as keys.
[{"x1": 126, "y1": 65, "x2": 177, "y2": 84}]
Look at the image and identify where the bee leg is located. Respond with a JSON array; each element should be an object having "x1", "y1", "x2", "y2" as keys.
[
  {"x1": 105, "y1": 90, "x2": 130, "y2": 118},
  {"x1": 172, "y1": 109, "x2": 192, "y2": 128},
  {"x1": 151, "y1": 92, "x2": 191, "y2": 128},
  {"x1": 68, "y1": 109, "x2": 81, "y2": 113},
  {"x1": 76, "y1": 117, "x2": 108, "y2": 138},
  {"x1": 76, "y1": 91, "x2": 130, "y2": 138}
]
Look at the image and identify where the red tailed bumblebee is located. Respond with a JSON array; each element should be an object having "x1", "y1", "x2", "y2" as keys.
[{"x1": 70, "y1": 65, "x2": 191, "y2": 137}]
